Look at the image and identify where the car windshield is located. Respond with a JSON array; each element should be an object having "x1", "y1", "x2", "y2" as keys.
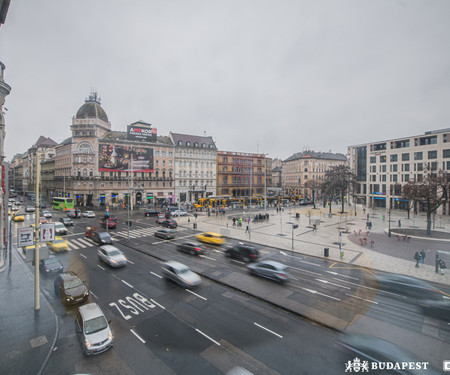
[
  {"x1": 64, "y1": 277, "x2": 83, "y2": 289},
  {"x1": 45, "y1": 257, "x2": 59, "y2": 265},
  {"x1": 108, "y1": 250, "x2": 121, "y2": 257},
  {"x1": 176, "y1": 267, "x2": 190, "y2": 275},
  {"x1": 53, "y1": 239, "x2": 65, "y2": 244},
  {"x1": 84, "y1": 316, "x2": 108, "y2": 335},
  {"x1": 99, "y1": 233, "x2": 110, "y2": 239}
]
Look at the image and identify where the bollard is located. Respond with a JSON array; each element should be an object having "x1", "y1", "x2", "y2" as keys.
[
  {"x1": 324, "y1": 247, "x2": 329, "y2": 257},
  {"x1": 193, "y1": 223, "x2": 197, "y2": 229}
]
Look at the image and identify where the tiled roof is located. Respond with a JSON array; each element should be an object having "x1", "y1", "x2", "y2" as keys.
[
  {"x1": 284, "y1": 151, "x2": 347, "y2": 162},
  {"x1": 169, "y1": 132, "x2": 217, "y2": 149}
]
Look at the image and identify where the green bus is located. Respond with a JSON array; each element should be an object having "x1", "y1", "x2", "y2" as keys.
[{"x1": 52, "y1": 197, "x2": 75, "y2": 211}]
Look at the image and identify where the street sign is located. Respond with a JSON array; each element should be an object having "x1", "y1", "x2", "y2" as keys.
[
  {"x1": 40, "y1": 223, "x2": 55, "y2": 242},
  {"x1": 17, "y1": 227, "x2": 34, "y2": 247}
]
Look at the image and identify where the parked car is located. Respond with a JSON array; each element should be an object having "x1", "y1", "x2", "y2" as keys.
[
  {"x1": 196, "y1": 232, "x2": 225, "y2": 245},
  {"x1": 54, "y1": 272, "x2": 89, "y2": 305},
  {"x1": 42, "y1": 210, "x2": 52, "y2": 218},
  {"x1": 98, "y1": 245, "x2": 127, "y2": 267},
  {"x1": 60, "y1": 217, "x2": 73, "y2": 226},
  {"x1": 247, "y1": 260, "x2": 289, "y2": 283},
  {"x1": 224, "y1": 242, "x2": 260, "y2": 263},
  {"x1": 91, "y1": 231, "x2": 113, "y2": 245},
  {"x1": 176, "y1": 241, "x2": 205, "y2": 256},
  {"x1": 67, "y1": 209, "x2": 81, "y2": 218},
  {"x1": 144, "y1": 209, "x2": 160, "y2": 217},
  {"x1": 47, "y1": 236, "x2": 69, "y2": 252},
  {"x1": 39, "y1": 255, "x2": 63, "y2": 274},
  {"x1": 162, "y1": 219, "x2": 177, "y2": 229},
  {"x1": 171, "y1": 210, "x2": 189, "y2": 216},
  {"x1": 76, "y1": 303, "x2": 113, "y2": 355},
  {"x1": 100, "y1": 218, "x2": 116, "y2": 229},
  {"x1": 154, "y1": 228, "x2": 176, "y2": 240},
  {"x1": 161, "y1": 260, "x2": 201, "y2": 288},
  {"x1": 82, "y1": 211, "x2": 96, "y2": 218},
  {"x1": 54, "y1": 222, "x2": 68, "y2": 235},
  {"x1": 25, "y1": 206, "x2": 35, "y2": 212}
]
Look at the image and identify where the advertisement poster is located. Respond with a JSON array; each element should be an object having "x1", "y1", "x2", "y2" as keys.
[
  {"x1": 99, "y1": 144, "x2": 154, "y2": 172},
  {"x1": 127, "y1": 125, "x2": 157, "y2": 142}
]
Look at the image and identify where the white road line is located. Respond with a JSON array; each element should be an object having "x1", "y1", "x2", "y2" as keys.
[
  {"x1": 90, "y1": 291, "x2": 98, "y2": 299},
  {"x1": 290, "y1": 276, "x2": 299, "y2": 281},
  {"x1": 332, "y1": 277, "x2": 378, "y2": 291},
  {"x1": 97, "y1": 265, "x2": 106, "y2": 271},
  {"x1": 122, "y1": 280, "x2": 134, "y2": 288},
  {"x1": 289, "y1": 265, "x2": 322, "y2": 276},
  {"x1": 254, "y1": 322, "x2": 283, "y2": 338},
  {"x1": 70, "y1": 239, "x2": 84, "y2": 248},
  {"x1": 195, "y1": 329, "x2": 221, "y2": 346},
  {"x1": 130, "y1": 329, "x2": 146, "y2": 344},
  {"x1": 326, "y1": 271, "x2": 359, "y2": 280},
  {"x1": 199, "y1": 255, "x2": 216, "y2": 261},
  {"x1": 79, "y1": 253, "x2": 87, "y2": 259},
  {"x1": 231, "y1": 260, "x2": 245, "y2": 265},
  {"x1": 315, "y1": 279, "x2": 351, "y2": 289},
  {"x1": 150, "y1": 299, "x2": 165, "y2": 310},
  {"x1": 77, "y1": 238, "x2": 93, "y2": 247},
  {"x1": 300, "y1": 260, "x2": 321, "y2": 267},
  {"x1": 301, "y1": 287, "x2": 341, "y2": 301},
  {"x1": 126, "y1": 259, "x2": 134, "y2": 264},
  {"x1": 67, "y1": 241, "x2": 79, "y2": 250},
  {"x1": 185, "y1": 289, "x2": 207, "y2": 301},
  {"x1": 150, "y1": 271, "x2": 162, "y2": 279},
  {"x1": 346, "y1": 293, "x2": 378, "y2": 304},
  {"x1": 213, "y1": 249, "x2": 222, "y2": 254}
]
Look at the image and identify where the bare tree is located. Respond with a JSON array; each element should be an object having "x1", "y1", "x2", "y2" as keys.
[
  {"x1": 402, "y1": 169, "x2": 449, "y2": 235},
  {"x1": 322, "y1": 165, "x2": 357, "y2": 214},
  {"x1": 304, "y1": 179, "x2": 322, "y2": 209}
]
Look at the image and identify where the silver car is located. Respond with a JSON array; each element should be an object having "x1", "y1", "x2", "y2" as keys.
[
  {"x1": 97, "y1": 245, "x2": 127, "y2": 268},
  {"x1": 161, "y1": 260, "x2": 201, "y2": 288},
  {"x1": 247, "y1": 260, "x2": 289, "y2": 283}
]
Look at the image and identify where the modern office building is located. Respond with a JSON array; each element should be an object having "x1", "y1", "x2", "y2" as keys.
[{"x1": 348, "y1": 128, "x2": 450, "y2": 215}]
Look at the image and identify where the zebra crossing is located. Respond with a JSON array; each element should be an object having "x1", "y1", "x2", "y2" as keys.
[
  {"x1": 66, "y1": 237, "x2": 95, "y2": 250},
  {"x1": 114, "y1": 226, "x2": 187, "y2": 239}
]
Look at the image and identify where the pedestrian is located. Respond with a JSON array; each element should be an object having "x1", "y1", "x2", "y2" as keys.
[
  {"x1": 313, "y1": 224, "x2": 317, "y2": 232},
  {"x1": 420, "y1": 250, "x2": 426, "y2": 265},
  {"x1": 363, "y1": 208, "x2": 366, "y2": 215},
  {"x1": 438, "y1": 259, "x2": 447, "y2": 275},
  {"x1": 245, "y1": 225, "x2": 249, "y2": 233},
  {"x1": 365, "y1": 221, "x2": 369, "y2": 229},
  {"x1": 414, "y1": 251, "x2": 420, "y2": 268},
  {"x1": 398, "y1": 219, "x2": 401, "y2": 227},
  {"x1": 369, "y1": 221, "x2": 372, "y2": 230},
  {"x1": 382, "y1": 215, "x2": 385, "y2": 221},
  {"x1": 232, "y1": 217, "x2": 236, "y2": 226}
]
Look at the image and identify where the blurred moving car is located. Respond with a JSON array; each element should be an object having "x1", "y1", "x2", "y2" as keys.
[
  {"x1": 224, "y1": 242, "x2": 260, "y2": 263},
  {"x1": 12, "y1": 213, "x2": 25, "y2": 222},
  {"x1": 418, "y1": 299, "x2": 450, "y2": 321},
  {"x1": 91, "y1": 231, "x2": 113, "y2": 245},
  {"x1": 39, "y1": 217, "x2": 48, "y2": 224},
  {"x1": 54, "y1": 222, "x2": 68, "y2": 235},
  {"x1": 144, "y1": 209, "x2": 160, "y2": 217},
  {"x1": 25, "y1": 206, "x2": 35, "y2": 212},
  {"x1": 248, "y1": 260, "x2": 289, "y2": 283},
  {"x1": 100, "y1": 218, "x2": 116, "y2": 229},
  {"x1": 196, "y1": 232, "x2": 225, "y2": 245},
  {"x1": 47, "y1": 236, "x2": 69, "y2": 252},
  {"x1": 161, "y1": 260, "x2": 201, "y2": 288},
  {"x1": 39, "y1": 255, "x2": 63, "y2": 274},
  {"x1": 54, "y1": 272, "x2": 89, "y2": 305},
  {"x1": 369, "y1": 273, "x2": 443, "y2": 300},
  {"x1": 83, "y1": 211, "x2": 96, "y2": 218},
  {"x1": 60, "y1": 217, "x2": 74, "y2": 226},
  {"x1": 154, "y1": 228, "x2": 176, "y2": 240},
  {"x1": 98, "y1": 245, "x2": 127, "y2": 267},
  {"x1": 42, "y1": 210, "x2": 52, "y2": 218},
  {"x1": 338, "y1": 333, "x2": 441, "y2": 375},
  {"x1": 162, "y1": 219, "x2": 177, "y2": 229},
  {"x1": 76, "y1": 303, "x2": 113, "y2": 355},
  {"x1": 171, "y1": 210, "x2": 189, "y2": 216},
  {"x1": 155, "y1": 217, "x2": 165, "y2": 224},
  {"x1": 176, "y1": 241, "x2": 205, "y2": 256},
  {"x1": 67, "y1": 209, "x2": 81, "y2": 218}
]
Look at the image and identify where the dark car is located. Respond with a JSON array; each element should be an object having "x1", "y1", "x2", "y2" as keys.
[
  {"x1": 67, "y1": 209, "x2": 82, "y2": 219},
  {"x1": 162, "y1": 219, "x2": 177, "y2": 229},
  {"x1": 418, "y1": 299, "x2": 450, "y2": 321},
  {"x1": 224, "y1": 242, "x2": 260, "y2": 263},
  {"x1": 54, "y1": 272, "x2": 89, "y2": 305},
  {"x1": 155, "y1": 217, "x2": 165, "y2": 224},
  {"x1": 154, "y1": 229, "x2": 175, "y2": 240},
  {"x1": 176, "y1": 241, "x2": 205, "y2": 256},
  {"x1": 92, "y1": 231, "x2": 113, "y2": 245},
  {"x1": 60, "y1": 217, "x2": 74, "y2": 226},
  {"x1": 144, "y1": 209, "x2": 159, "y2": 217},
  {"x1": 369, "y1": 273, "x2": 443, "y2": 300},
  {"x1": 247, "y1": 260, "x2": 289, "y2": 283},
  {"x1": 40, "y1": 255, "x2": 63, "y2": 274},
  {"x1": 100, "y1": 218, "x2": 117, "y2": 229}
]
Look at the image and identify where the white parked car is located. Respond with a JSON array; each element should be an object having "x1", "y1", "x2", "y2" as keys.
[
  {"x1": 82, "y1": 211, "x2": 96, "y2": 218},
  {"x1": 42, "y1": 210, "x2": 52, "y2": 218},
  {"x1": 171, "y1": 210, "x2": 189, "y2": 216}
]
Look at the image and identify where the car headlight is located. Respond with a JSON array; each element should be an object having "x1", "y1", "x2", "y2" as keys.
[
  {"x1": 108, "y1": 331, "x2": 113, "y2": 340},
  {"x1": 85, "y1": 338, "x2": 92, "y2": 348},
  {"x1": 84, "y1": 290, "x2": 89, "y2": 296}
]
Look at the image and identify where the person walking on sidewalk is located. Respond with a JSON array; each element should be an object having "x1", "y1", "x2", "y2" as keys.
[
  {"x1": 414, "y1": 251, "x2": 420, "y2": 268},
  {"x1": 398, "y1": 219, "x2": 401, "y2": 227},
  {"x1": 420, "y1": 250, "x2": 426, "y2": 265}
]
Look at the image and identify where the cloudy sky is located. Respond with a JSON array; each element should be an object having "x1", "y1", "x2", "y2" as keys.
[{"x1": 1, "y1": 0, "x2": 450, "y2": 161}]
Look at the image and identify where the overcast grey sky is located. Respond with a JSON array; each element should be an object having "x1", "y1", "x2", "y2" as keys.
[{"x1": 1, "y1": 0, "x2": 450, "y2": 161}]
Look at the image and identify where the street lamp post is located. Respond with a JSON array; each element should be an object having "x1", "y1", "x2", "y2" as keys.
[{"x1": 388, "y1": 207, "x2": 391, "y2": 237}]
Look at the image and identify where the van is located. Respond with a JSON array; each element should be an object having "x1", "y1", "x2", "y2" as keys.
[{"x1": 75, "y1": 303, "x2": 113, "y2": 355}]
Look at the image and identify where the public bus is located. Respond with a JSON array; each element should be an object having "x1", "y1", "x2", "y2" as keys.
[{"x1": 52, "y1": 197, "x2": 75, "y2": 211}]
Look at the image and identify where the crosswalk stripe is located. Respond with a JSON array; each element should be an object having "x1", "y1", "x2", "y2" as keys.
[
  {"x1": 77, "y1": 238, "x2": 93, "y2": 247},
  {"x1": 67, "y1": 241, "x2": 79, "y2": 250}
]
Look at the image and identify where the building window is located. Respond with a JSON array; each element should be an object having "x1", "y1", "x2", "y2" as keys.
[
  {"x1": 380, "y1": 155, "x2": 386, "y2": 163},
  {"x1": 428, "y1": 150, "x2": 438, "y2": 159},
  {"x1": 414, "y1": 152, "x2": 423, "y2": 160},
  {"x1": 443, "y1": 149, "x2": 450, "y2": 158},
  {"x1": 401, "y1": 153, "x2": 410, "y2": 161},
  {"x1": 390, "y1": 155, "x2": 398, "y2": 162}
]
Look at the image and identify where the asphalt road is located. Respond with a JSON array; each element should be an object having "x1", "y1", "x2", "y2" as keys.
[{"x1": 10, "y1": 204, "x2": 450, "y2": 374}]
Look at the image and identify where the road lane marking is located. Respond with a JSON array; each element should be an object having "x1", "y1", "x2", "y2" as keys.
[
  {"x1": 231, "y1": 260, "x2": 246, "y2": 265},
  {"x1": 315, "y1": 279, "x2": 351, "y2": 289},
  {"x1": 254, "y1": 322, "x2": 283, "y2": 338},
  {"x1": 301, "y1": 287, "x2": 341, "y2": 301},
  {"x1": 122, "y1": 280, "x2": 134, "y2": 288},
  {"x1": 288, "y1": 265, "x2": 322, "y2": 276},
  {"x1": 300, "y1": 260, "x2": 321, "y2": 267},
  {"x1": 97, "y1": 265, "x2": 106, "y2": 271},
  {"x1": 130, "y1": 329, "x2": 146, "y2": 344},
  {"x1": 185, "y1": 289, "x2": 207, "y2": 301},
  {"x1": 150, "y1": 271, "x2": 162, "y2": 279},
  {"x1": 126, "y1": 259, "x2": 134, "y2": 264},
  {"x1": 195, "y1": 329, "x2": 221, "y2": 346},
  {"x1": 67, "y1": 241, "x2": 79, "y2": 250},
  {"x1": 150, "y1": 299, "x2": 165, "y2": 310},
  {"x1": 345, "y1": 293, "x2": 378, "y2": 304},
  {"x1": 213, "y1": 249, "x2": 222, "y2": 254},
  {"x1": 90, "y1": 291, "x2": 98, "y2": 299},
  {"x1": 199, "y1": 255, "x2": 216, "y2": 261},
  {"x1": 79, "y1": 253, "x2": 87, "y2": 259},
  {"x1": 326, "y1": 271, "x2": 359, "y2": 280}
]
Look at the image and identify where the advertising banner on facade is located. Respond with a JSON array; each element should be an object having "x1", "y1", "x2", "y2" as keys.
[
  {"x1": 99, "y1": 144, "x2": 154, "y2": 172},
  {"x1": 127, "y1": 125, "x2": 157, "y2": 142}
]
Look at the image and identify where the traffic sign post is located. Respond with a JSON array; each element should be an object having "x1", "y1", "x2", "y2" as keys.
[
  {"x1": 40, "y1": 223, "x2": 55, "y2": 242},
  {"x1": 17, "y1": 227, "x2": 34, "y2": 247}
]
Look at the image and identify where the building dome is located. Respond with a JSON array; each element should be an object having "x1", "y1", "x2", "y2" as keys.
[{"x1": 75, "y1": 92, "x2": 109, "y2": 123}]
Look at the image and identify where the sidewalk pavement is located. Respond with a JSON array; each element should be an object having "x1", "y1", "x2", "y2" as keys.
[{"x1": 0, "y1": 204, "x2": 448, "y2": 375}]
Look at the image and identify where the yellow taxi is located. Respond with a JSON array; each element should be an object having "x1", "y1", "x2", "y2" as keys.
[
  {"x1": 195, "y1": 232, "x2": 225, "y2": 245},
  {"x1": 12, "y1": 213, "x2": 25, "y2": 222},
  {"x1": 46, "y1": 236, "x2": 69, "y2": 252}
]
